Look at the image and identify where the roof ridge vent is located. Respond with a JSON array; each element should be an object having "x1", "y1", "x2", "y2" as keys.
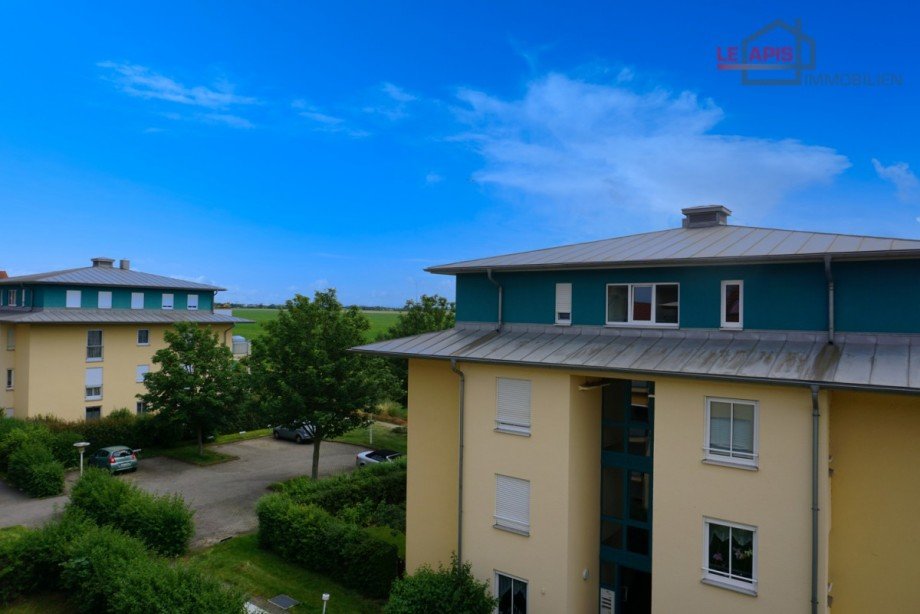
[
  {"x1": 682, "y1": 205, "x2": 732, "y2": 228},
  {"x1": 91, "y1": 257, "x2": 115, "y2": 268}
]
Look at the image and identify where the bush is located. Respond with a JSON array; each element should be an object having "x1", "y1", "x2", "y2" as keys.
[
  {"x1": 48, "y1": 430, "x2": 86, "y2": 468},
  {"x1": 338, "y1": 499, "x2": 406, "y2": 533},
  {"x1": 0, "y1": 509, "x2": 93, "y2": 604},
  {"x1": 69, "y1": 468, "x2": 194, "y2": 556},
  {"x1": 31, "y1": 410, "x2": 184, "y2": 454},
  {"x1": 385, "y1": 555, "x2": 496, "y2": 614},
  {"x1": 276, "y1": 458, "x2": 406, "y2": 515},
  {"x1": 0, "y1": 422, "x2": 53, "y2": 471},
  {"x1": 7, "y1": 441, "x2": 65, "y2": 497},
  {"x1": 258, "y1": 494, "x2": 399, "y2": 598},
  {"x1": 107, "y1": 558, "x2": 245, "y2": 614}
]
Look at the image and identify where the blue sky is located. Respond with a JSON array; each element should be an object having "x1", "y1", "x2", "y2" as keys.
[{"x1": 0, "y1": 1, "x2": 917, "y2": 305}]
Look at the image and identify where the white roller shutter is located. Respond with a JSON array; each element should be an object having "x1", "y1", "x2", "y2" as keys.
[
  {"x1": 555, "y1": 283, "x2": 572, "y2": 324},
  {"x1": 131, "y1": 292, "x2": 144, "y2": 309},
  {"x1": 496, "y1": 378, "x2": 531, "y2": 434},
  {"x1": 85, "y1": 367, "x2": 103, "y2": 387},
  {"x1": 494, "y1": 474, "x2": 530, "y2": 534},
  {"x1": 66, "y1": 290, "x2": 81, "y2": 308},
  {"x1": 98, "y1": 291, "x2": 112, "y2": 309}
]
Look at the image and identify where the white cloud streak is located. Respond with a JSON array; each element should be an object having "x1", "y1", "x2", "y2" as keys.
[
  {"x1": 872, "y1": 158, "x2": 920, "y2": 203},
  {"x1": 99, "y1": 61, "x2": 259, "y2": 108}
]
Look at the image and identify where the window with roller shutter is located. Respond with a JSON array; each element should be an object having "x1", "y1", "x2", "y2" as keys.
[
  {"x1": 555, "y1": 282, "x2": 572, "y2": 325},
  {"x1": 494, "y1": 474, "x2": 530, "y2": 535},
  {"x1": 496, "y1": 378, "x2": 531, "y2": 435}
]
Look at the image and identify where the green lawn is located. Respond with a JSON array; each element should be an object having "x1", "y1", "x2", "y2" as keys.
[
  {"x1": 143, "y1": 428, "x2": 272, "y2": 465},
  {"x1": 186, "y1": 533, "x2": 384, "y2": 613},
  {"x1": 232, "y1": 308, "x2": 400, "y2": 342},
  {"x1": 332, "y1": 423, "x2": 407, "y2": 454}
]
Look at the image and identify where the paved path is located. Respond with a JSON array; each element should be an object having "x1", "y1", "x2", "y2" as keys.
[{"x1": 0, "y1": 437, "x2": 366, "y2": 547}]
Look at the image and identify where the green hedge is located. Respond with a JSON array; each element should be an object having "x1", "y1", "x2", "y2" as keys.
[
  {"x1": 385, "y1": 556, "x2": 496, "y2": 614},
  {"x1": 32, "y1": 409, "x2": 184, "y2": 453},
  {"x1": 257, "y1": 494, "x2": 399, "y2": 598},
  {"x1": 69, "y1": 468, "x2": 194, "y2": 556},
  {"x1": 7, "y1": 441, "x2": 65, "y2": 497},
  {"x1": 274, "y1": 458, "x2": 406, "y2": 514}
]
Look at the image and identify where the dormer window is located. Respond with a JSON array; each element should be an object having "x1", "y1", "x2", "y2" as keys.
[
  {"x1": 606, "y1": 283, "x2": 679, "y2": 327},
  {"x1": 721, "y1": 281, "x2": 743, "y2": 329},
  {"x1": 162, "y1": 293, "x2": 174, "y2": 310},
  {"x1": 555, "y1": 283, "x2": 572, "y2": 325}
]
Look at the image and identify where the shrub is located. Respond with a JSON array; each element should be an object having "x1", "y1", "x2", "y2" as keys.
[
  {"x1": 276, "y1": 458, "x2": 406, "y2": 515},
  {"x1": 0, "y1": 423, "x2": 53, "y2": 471},
  {"x1": 385, "y1": 555, "x2": 496, "y2": 614},
  {"x1": 258, "y1": 494, "x2": 399, "y2": 598},
  {"x1": 107, "y1": 558, "x2": 245, "y2": 614},
  {"x1": 48, "y1": 430, "x2": 86, "y2": 468},
  {"x1": 338, "y1": 499, "x2": 406, "y2": 533},
  {"x1": 69, "y1": 468, "x2": 194, "y2": 556},
  {"x1": 7, "y1": 441, "x2": 65, "y2": 497}
]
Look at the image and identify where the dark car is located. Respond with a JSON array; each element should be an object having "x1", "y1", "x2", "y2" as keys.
[
  {"x1": 356, "y1": 449, "x2": 403, "y2": 467},
  {"x1": 87, "y1": 446, "x2": 139, "y2": 474},
  {"x1": 272, "y1": 421, "x2": 316, "y2": 444}
]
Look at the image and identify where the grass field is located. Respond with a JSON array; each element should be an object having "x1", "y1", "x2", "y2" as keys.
[
  {"x1": 333, "y1": 423, "x2": 407, "y2": 454},
  {"x1": 232, "y1": 308, "x2": 400, "y2": 342}
]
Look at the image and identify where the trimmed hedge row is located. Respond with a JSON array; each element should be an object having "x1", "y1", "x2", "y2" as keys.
[
  {"x1": 7, "y1": 441, "x2": 64, "y2": 497},
  {"x1": 69, "y1": 468, "x2": 194, "y2": 556},
  {"x1": 274, "y1": 458, "x2": 406, "y2": 514},
  {"x1": 32, "y1": 409, "x2": 184, "y2": 453},
  {"x1": 257, "y1": 494, "x2": 399, "y2": 599}
]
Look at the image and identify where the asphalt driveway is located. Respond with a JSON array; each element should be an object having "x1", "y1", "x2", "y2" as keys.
[{"x1": 0, "y1": 437, "x2": 366, "y2": 547}]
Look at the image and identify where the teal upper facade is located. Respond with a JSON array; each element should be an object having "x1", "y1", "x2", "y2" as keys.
[{"x1": 3, "y1": 286, "x2": 215, "y2": 311}]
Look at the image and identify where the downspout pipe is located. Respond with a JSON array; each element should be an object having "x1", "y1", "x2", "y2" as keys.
[
  {"x1": 486, "y1": 268, "x2": 503, "y2": 332},
  {"x1": 824, "y1": 256, "x2": 834, "y2": 345},
  {"x1": 450, "y1": 358, "x2": 466, "y2": 563},
  {"x1": 810, "y1": 385, "x2": 820, "y2": 614}
]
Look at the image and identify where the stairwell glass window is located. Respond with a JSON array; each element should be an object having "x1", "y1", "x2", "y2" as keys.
[
  {"x1": 494, "y1": 475, "x2": 530, "y2": 535},
  {"x1": 5, "y1": 369, "x2": 13, "y2": 390},
  {"x1": 86, "y1": 330, "x2": 103, "y2": 361},
  {"x1": 606, "y1": 283, "x2": 679, "y2": 326},
  {"x1": 555, "y1": 283, "x2": 572, "y2": 325},
  {"x1": 703, "y1": 518, "x2": 757, "y2": 594},
  {"x1": 131, "y1": 292, "x2": 144, "y2": 309},
  {"x1": 496, "y1": 572, "x2": 528, "y2": 614},
  {"x1": 161, "y1": 293, "x2": 174, "y2": 310},
  {"x1": 187, "y1": 294, "x2": 199, "y2": 310},
  {"x1": 137, "y1": 329, "x2": 149, "y2": 346},
  {"x1": 721, "y1": 281, "x2": 743, "y2": 329},
  {"x1": 496, "y1": 378, "x2": 531, "y2": 435},
  {"x1": 98, "y1": 291, "x2": 112, "y2": 309},
  {"x1": 705, "y1": 398, "x2": 758, "y2": 468},
  {"x1": 85, "y1": 367, "x2": 103, "y2": 401},
  {"x1": 66, "y1": 290, "x2": 81, "y2": 309}
]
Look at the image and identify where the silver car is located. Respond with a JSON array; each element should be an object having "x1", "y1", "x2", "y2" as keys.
[
  {"x1": 356, "y1": 449, "x2": 403, "y2": 467},
  {"x1": 272, "y1": 421, "x2": 316, "y2": 444}
]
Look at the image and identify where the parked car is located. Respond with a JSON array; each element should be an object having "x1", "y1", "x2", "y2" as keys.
[
  {"x1": 272, "y1": 421, "x2": 316, "y2": 444},
  {"x1": 87, "y1": 445, "x2": 139, "y2": 474},
  {"x1": 356, "y1": 449, "x2": 403, "y2": 467}
]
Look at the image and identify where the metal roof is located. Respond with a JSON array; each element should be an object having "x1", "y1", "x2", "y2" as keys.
[
  {"x1": 427, "y1": 225, "x2": 920, "y2": 273},
  {"x1": 0, "y1": 309, "x2": 251, "y2": 325},
  {"x1": 0, "y1": 265, "x2": 224, "y2": 290},
  {"x1": 353, "y1": 323, "x2": 920, "y2": 394}
]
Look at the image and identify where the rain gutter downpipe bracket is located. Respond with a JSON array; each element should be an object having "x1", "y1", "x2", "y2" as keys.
[
  {"x1": 810, "y1": 385, "x2": 821, "y2": 614},
  {"x1": 486, "y1": 268, "x2": 503, "y2": 332},
  {"x1": 824, "y1": 256, "x2": 835, "y2": 345},
  {"x1": 450, "y1": 358, "x2": 466, "y2": 563}
]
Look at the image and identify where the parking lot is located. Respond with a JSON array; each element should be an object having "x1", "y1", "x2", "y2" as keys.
[{"x1": 0, "y1": 436, "x2": 367, "y2": 547}]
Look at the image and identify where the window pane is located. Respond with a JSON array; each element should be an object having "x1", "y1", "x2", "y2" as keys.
[
  {"x1": 601, "y1": 521, "x2": 623, "y2": 548},
  {"x1": 731, "y1": 527, "x2": 755, "y2": 580},
  {"x1": 732, "y1": 403, "x2": 755, "y2": 454},
  {"x1": 655, "y1": 284, "x2": 679, "y2": 324},
  {"x1": 601, "y1": 467, "x2": 624, "y2": 519},
  {"x1": 628, "y1": 471, "x2": 650, "y2": 522},
  {"x1": 626, "y1": 526, "x2": 649, "y2": 555},
  {"x1": 628, "y1": 427, "x2": 650, "y2": 456},
  {"x1": 607, "y1": 286, "x2": 628, "y2": 323},
  {"x1": 709, "y1": 401, "x2": 732, "y2": 452},
  {"x1": 600, "y1": 561, "x2": 616, "y2": 587},
  {"x1": 512, "y1": 578, "x2": 527, "y2": 614},
  {"x1": 602, "y1": 385, "x2": 626, "y2": 422},
  {"x1": 497, "y1": 574, "x2": 512, "y2": 614},
  {"x1": 708, "y1": 523, "x2": 731, "y2": 574},
  {"x1": 632, "y1": 286, "x2": 652, "y2": 321},
  {"x1": 724, "y1": 283, "x2": 741, "y2": 323},
  {"x1": 602, "y1": 426, "x2": 624, "y2": 452}
]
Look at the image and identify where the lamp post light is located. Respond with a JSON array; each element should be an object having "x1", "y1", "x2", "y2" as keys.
[
  {"x1": 74, "y1": 441, "x2": 90, "y2": 476},
  {"x1": 321, "y1": 593, "x2": 330, "y2": 614}
]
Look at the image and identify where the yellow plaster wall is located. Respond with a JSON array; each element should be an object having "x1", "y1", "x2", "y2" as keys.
[
  {"x1": 828, "y1": 390, "x2": 920, "y2": 614},
  {"x1": 651, "y1": 378, "x2": 830, "y2": 614},
  {"x1": 405, "y1": 358, "x2": 459, "y2": 572}
]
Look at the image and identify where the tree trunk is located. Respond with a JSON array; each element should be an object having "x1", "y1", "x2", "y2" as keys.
[
  {"x1": 197, "y1": 426, "x2": 204, "y2": 456},
  {"x1": 311, "y1": 437, "x2": 322, "y2": 480}
]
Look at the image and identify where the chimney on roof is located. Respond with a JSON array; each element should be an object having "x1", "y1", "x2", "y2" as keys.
[
  {"x1": 91, "y1": 257, "x2": 115, "y2": 268},
  {"x1": 682, "y1": 205, "x2": 732, "y2": 228},
  {"x1": 119, "y1": 259, "x2": 130, "y2": 270},
  {"x1": 0, "y1": 271, "x2": 7, "y2": 279}
]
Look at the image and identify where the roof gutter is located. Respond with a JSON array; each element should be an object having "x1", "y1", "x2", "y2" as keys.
[
  {"x1": 486, "y1": 268, "x2": 503, "y2": 333},
  {"x1": 824, "y1": 256, "x2": 835, "y2": 345},
  {"x1": 810, "y1": 385, "x2": 821, "y2": 614},
  {"x1": 449, "y1": 358, "x2": 466, "y2": 563}
]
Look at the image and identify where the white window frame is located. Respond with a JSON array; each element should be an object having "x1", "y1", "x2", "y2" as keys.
[
  {"x1": 704, "y1": 397, "x2": 759, "y2": 469},
  {"x1": 135, "y1": 401, "x2": 146, "y2": 415},
  {"x1": 6, "y1": 327, "x2": 14, "y2": 351},
  {"x1": 136, "y1": 364, "x2": 149, "y2": 383},
  {"x1": 494, "y1": 474, "x2": 531, "y2": 536},
  {"x1": 98, "y1": 291, "x2": 113, "y2": 309},
  {"x1": 721, "y1": 280, "x2": 744, "y2": 329},
  {"x1": 131, "y1": 292, "x2": 144, "y2": 310},
  {"x1": 86, "y1": 329, "x2": 103, "y2": 362},
  {"x1": 137, "y1": 329, "x2": 150, "y2": 346},
  {"x1": 162, "y1": 293, "x2": 174, "y2": 310},
  {"x1": 66, "y1": 290, "x2": 82, "y2": 309},
  {"x1": 85, "y1": 367, "x2": 103, "y2": 401},
  {"x1": 605, "y1": 282, "x2": 680, "y2": 328},
  {"x1": 495, "y1": 377, "x2": 531, "y2": 436},
  {"x1": 494, "y1": 570, "x2": 529, "y2": 614},
  {"x1": 7, "y1": 289, "x2": 17, "y2": 306},
  {"x1": 554, "y1": 283, "x2": 572, "y2": 325},
  {"x1": 85, "y1": 406, "x2": 102, "y2": 421},
  {"x1": 702, "y1": 517, "x2": 758, "y2": 595},
  {"x1": 5, "y1": 368, "x2": 13, "y2": 390},
  {"x1": 187, "y1": 294, "x2": 199, "y2": 311}
]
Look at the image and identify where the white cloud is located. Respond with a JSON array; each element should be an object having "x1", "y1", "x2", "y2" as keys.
[
  {"x1": 202, "y1": 113, "x2": 254, "y2": 129},
  {"x1": 382, "y1": 82, "x2": 416, "y2": 103},
  {"x1": 98, "y1": 61, "x2": 258, "y2": 108},
  {"x1": 453, "y1": 73, "x2": 850, "y2": 231},
  {"x1": 293, "y1": 100, "x2": 369, "y2": 137},
  {"x1": 425, "y1": 172, "x2": 443, "y2": 184},
  {"x1": 872, "y1": 158, "x2": 920, "y2": 203},
  {"x1": 363, "y1": 82, "x2": 416, "y2": 120}
]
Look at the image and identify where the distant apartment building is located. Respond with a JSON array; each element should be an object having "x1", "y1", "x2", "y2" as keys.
[
  {"x1": 357, "y1": 206, "x2": 920, "y2": 614},
  {"x1": 0, "y1": 257, "x2": 249, "y2": 421}
]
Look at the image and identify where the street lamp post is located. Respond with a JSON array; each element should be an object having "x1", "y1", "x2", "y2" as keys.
[{"x1": 73, "y1": 441, "x2": 90, "y2": 476}]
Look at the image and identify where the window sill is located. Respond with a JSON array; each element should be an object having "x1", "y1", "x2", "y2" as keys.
[
  {"x1": 554, "y1": 321, "x2": 571, "y2": 327},
  {"x1": 701, "y1": 577, "x2": 757, "y2": 597},
  {"x1": 86, "y1": 358, "x2": 103, "y2": 363},
  {"x1": 137, "y1": 343, "x2": 150, "y2": 347},
  {"x1": 702, "y1": 458, "x2": 758, "y2": 472},
  {"x1": 720, "y1": 325, "x2": 743, "y2": 331},
  {"x1": 85, "y1": 398, "x2": 102, "y2": 402},
  {"x1": 493, "y1": 524, "x2": 530, "y2": 537},
  {"x1": 605, "y1": 322, "x2": 679, "y2": 329},
  {"x1": 494, "y1": 427, "x2": 531, "y2": 437},
  {"x1": 5, "y1": 387, "x2": 13, "y2": 391}
]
